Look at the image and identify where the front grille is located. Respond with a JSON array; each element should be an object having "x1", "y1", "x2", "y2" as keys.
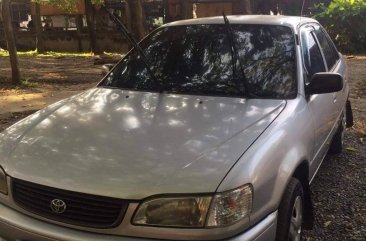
[{"x1": 12, "y1": 178, "x2": 128, "y2": 229}]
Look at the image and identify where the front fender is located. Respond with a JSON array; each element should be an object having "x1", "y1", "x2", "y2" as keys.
[{"x1": 217, "y1": 97, "x2": 314, "y2": 227}]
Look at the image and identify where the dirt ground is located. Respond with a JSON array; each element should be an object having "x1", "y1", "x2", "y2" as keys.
[
  {"x1": 0, "y1": 56, "x2": 101, "y2": 115},
  {"x1": 347, "y1": 56, "x2": 366, "y2": 151},
  {"x1": 0, "y1": 55, "x2": 365, "y2": 240}
]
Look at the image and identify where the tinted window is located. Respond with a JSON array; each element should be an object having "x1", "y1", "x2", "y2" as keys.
[
  {"x1": 314, "y1": 25, "x2": 339, "y2": 70},
  {"x1": 234, "y1": 25, "x2": 297, "y2": 98},
  {"x1": 101, "y1": 24, "x2": 297, "y2": 99},
  {"x1": 301, "y1": 28, "x2": 326, "y2": 78}
]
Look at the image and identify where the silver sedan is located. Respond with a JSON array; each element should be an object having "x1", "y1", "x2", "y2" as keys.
[{"x1": 0, "y1": 15, "x2": 352, "y2": 241}]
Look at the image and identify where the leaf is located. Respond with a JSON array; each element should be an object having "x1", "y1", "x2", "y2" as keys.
[
  {"x1": 345, "y1": 147, "x2": 357, "y2": 152},
  {"x1": 324, "y1": 221, "x2": 332, "y2": 227}
]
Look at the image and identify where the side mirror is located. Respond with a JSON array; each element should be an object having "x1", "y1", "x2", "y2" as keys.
[
  {"x1": 306, "y1": 72, "x2": 343, "y2": 95},
  {"x1": 101, "y1": 64, "x2": 115, "y2": 76}
]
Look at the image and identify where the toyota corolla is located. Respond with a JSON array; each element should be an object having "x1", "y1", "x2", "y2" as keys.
[{"x1": 0, "y1": 15, "x2": 352, "y2": 241}]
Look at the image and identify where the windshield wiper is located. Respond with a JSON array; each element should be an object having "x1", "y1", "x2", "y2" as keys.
[
  {"x1": 222, "y1": 13, "x2": 250, "y2": 97},
  {"x1": 102, "y1": 6, "x2": 162, "y2": 92}
]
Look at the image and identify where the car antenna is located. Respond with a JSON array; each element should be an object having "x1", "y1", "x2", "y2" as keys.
[
  {"x1": 300, "y1": 0, "x2": 306, "y2": 22},
  {"x1": 102, "y1": 6, "x2": 162, "y2": 92},
  {"x1": 222, "y1": 12, "x2": 250, "y2": 98}
]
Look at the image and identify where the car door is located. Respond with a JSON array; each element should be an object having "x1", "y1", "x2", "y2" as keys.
[
  {"x1": 299, "y1": 25, "x2": 335, "y2": 177},
  {"x1": 312, "y1": 24, "x2": 345, "y2": 124}
]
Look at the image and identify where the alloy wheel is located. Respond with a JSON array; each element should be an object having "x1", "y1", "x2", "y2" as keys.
[{"x1": 288, "y1": 196, "x2": 303, "y2": 241}]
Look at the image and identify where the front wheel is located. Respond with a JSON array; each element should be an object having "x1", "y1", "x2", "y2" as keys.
[{"x1": 275, "y1": 178, "x2": 304, "y2": 241}]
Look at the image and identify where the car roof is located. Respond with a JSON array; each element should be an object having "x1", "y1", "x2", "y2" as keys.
[{"x1": 164, "y1": 15, "x2": 318, "y2": 29}]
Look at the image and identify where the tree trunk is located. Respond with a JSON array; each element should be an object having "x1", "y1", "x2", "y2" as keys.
[
  {"x1": 1, "y1": 0, "x2": 21, "y2": 85},
  {"x1": 125, "y1": 0, "x2": 145, "y2": 41},
  {"x1": 85, "y1": 0, "x2": 100, "y2": 54},
  {"x1": 181, "y1": 0, "x2": 192, "y2": 19},
  {"x1": 125, "y1": 0, "x2": 132, "y2": 32},
  {"x1": 32, "y1": 3, "x2": 44, "y2": 53},
  {"x1": 243, "y1": 0, "x2": 252, "y2": 14},
  {"x1": 75, "y1": 15, "x2": 83, "y2": 52}
]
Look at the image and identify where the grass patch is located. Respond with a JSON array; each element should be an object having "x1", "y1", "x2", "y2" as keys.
[
  {"x1": 0, "y1": 49, "x2": 93, "y2": 58},
  {"x1": 0, "y1": 48, "x2": 8, "y2": 56},
  {"x1": 103, "y1": 52, "x2": 124, "y2": 58},
  {"x1": 0, "y1": 78, "x2": 38, "y2": 90},
  {"x1": 0, "y1": 48, "x2": 125, "y2": 58},
  {"x1": 37, "y1": 51, "x2": 93, "y2": 57},
  {"x1": 18, "y1": 79, "x2": 38, "y2": 88}
]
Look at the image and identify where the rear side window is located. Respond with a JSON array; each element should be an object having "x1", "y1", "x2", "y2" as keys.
[
  {"x1": 314, "y1": 25, "x2": 339, "y2": 70},
  {"x1": 301, "y1": 28, "x2": 326, "y2": 78}
]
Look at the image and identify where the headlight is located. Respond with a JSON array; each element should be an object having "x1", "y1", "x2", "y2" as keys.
[
  {"x1": 132, "y1": 184, "x2": 252, "y2": 228},
  {"x1": 207, "y1": 184, "x2": 252, "y2": 227},
  {"x1": 0, "y1": 167, "x2": 8, "y2": 195},
  {"x1": 133, "y1": 196, "x2": 212, "y2": 227}
]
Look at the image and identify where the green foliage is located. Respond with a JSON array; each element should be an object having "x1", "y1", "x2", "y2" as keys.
[
  {"x1": 314, "y1": 0, "x2": 366, "y2": 53},
  {"x1": 91, "y1": 0, "x2": 105, "y2": 6},
  {"x1": 31, "y1": 0, "x2": 105, "y2": 12},
  {"x1": 32, "y1": 0, "x2": 79, "y2": 12},
  {"x1": 19, "y1": 79, "x2": 38, "y2": 88}
]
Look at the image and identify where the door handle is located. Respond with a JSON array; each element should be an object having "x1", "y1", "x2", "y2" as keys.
[{"x1": 333, "y1": 93, "x2": 337, "y2": 103}]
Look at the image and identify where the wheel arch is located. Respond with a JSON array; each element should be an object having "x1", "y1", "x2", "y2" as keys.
[{"x1": 291, "y1": 160, "x2": 314, "y2": 229}]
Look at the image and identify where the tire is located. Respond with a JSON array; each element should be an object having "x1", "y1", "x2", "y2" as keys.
[
  {"x1": 346, "y1": 100, "x2": 353, "y2": 128},
  {"x1": 329, "y1": 109, "x2": 346, "y2": 154},
  {"x1": 275, "y1": 178, "x2": 304, "y2": 241}
]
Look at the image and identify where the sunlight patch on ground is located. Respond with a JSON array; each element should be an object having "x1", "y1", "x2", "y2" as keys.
[
  {"x1": 0, "y1": 49, "x2": 93, "y2": 58},
  {"x1": 0, "y1": 91, "x2": 79, "y2": 114}
]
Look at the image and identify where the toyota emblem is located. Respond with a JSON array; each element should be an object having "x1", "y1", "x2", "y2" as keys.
[{"x1": 50, "y1": 199, "x2": 67, "y2": 214}]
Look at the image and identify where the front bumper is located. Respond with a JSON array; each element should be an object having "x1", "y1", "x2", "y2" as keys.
[{"x1": 0, "y1": 203, "x2": 277, "y2": 241}]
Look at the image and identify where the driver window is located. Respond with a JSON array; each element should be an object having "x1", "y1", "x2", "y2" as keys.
[{"x1": 300, "y1": 28, "x2": 326, "y2": 81}]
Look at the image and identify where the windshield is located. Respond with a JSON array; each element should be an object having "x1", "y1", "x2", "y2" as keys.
[{"x1": 100, "y1": 24, "x2": 297, "y2": 99}]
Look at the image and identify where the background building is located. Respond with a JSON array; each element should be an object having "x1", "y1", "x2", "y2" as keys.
[{"x1": 0, "y1": 0, "x2": 266, "y2": 52}]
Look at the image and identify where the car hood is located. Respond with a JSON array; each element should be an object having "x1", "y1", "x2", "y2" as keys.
[{"x1": 0, "y1": 88, "x2": 285, "y2": 199}]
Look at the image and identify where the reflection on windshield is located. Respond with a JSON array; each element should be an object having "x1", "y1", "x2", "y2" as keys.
[{"x1": 100, "y1": 24, "x2": 296, "y2": 99}]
